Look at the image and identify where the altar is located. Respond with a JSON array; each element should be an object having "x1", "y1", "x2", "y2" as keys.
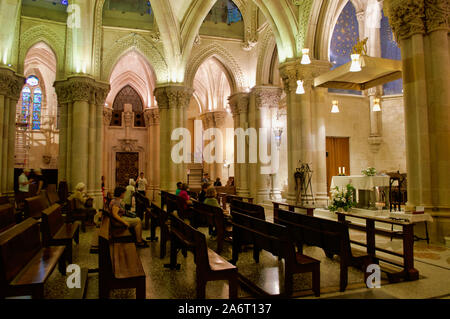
[{"x1": 330, "y1": 175, "x2": 390, "y2": 209}]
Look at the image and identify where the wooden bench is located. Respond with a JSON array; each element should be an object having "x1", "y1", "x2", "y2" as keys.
[
  {"x1": 274, "y1": 209, "x2": 373, "y2": 292},
  {"x1": 191, "y1": 200, "x2": 227, "y2": 253},
  {"x1": 220, "y1": 194, "x2": 253, "y2": 211},
  {"x1": 230, "y1": 199, "x2": 265, "y2": 220},
  {"x1": 0, "y1": 196, "x2": 10, "y2": 205},
  {"x1": 101, "y1": 209, "x2": 135, "y2": 244},
  {"x1": 168, "y1": 214, "x2": 238, "y2": 299},
  {"x1": 0, "y1": 218, "x2": 66, "y2": 299},
  {"x1": 46, "y1": 187, "x2": 61, "y2": 206},
  {"x1": 144, "y1": 203, "x2": 170, "y2": 258},
  {"x1": 272, "y1": 201, "x2": 314, "y2": 219},
  {"x1": 0, "y1": 204, "x2": 16, "y2": 233},
  {"x1": 231, "y1": 211, "x2": 320, "y2": 297},
  {"x1": 98, "y1": 215, "x2": 146, "y2": 299},
  {"x1": 24, "y1": 194, "x2": 50, "y2": 219},
  {"x1": 41, "y1": 204, "x2": 80, "y2": 264}
]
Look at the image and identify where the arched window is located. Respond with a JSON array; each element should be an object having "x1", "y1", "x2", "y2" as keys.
[
  {"x1": 18, "y1": 75, "x2": 43, "y2": 130},
  {"x1": 111, "y1": 85, "x2": 145, "y2": 127},
  {"x1": 205, "y1": 0, "x2": 242, "y2": 25},
  {"x1": 380, "y1": 10, "x2": 403, "y2": 95},
  {"x1": 329, "y1": 1, "x2": 362, "y2": 95}
]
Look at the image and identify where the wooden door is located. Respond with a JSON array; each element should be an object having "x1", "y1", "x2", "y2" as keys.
[
  {"x1": 116, "y1": 152, "x2": 139, "y2": 187},
  {"x1": 326, "y1": 137, "x2": 350, "y2": 194}
]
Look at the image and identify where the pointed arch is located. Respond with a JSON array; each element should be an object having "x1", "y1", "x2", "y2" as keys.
[
  {"x1": 256, "y1": 26, "x2": 278, "y2": 86},
  {"x1": 101, "y1": 33, "x2": 168, "y2": 83},
  {"x1": 185, "y1": 43, "x2": 246, "y2": 93},
  {"x1": 18, "y1": 24, "x2": 65, "y2": 79}
]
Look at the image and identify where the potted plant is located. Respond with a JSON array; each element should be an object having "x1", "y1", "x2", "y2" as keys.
[
  {"x1": 361, "y1": 167, "x2": 377, "y2": 176},
  {"x1": 328, "y1": 184, "x2": 357, "y2": 213}
]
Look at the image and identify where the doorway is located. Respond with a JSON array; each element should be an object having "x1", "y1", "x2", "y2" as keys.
[
  {"x1": 116, "y1": 152, "x2": 139, "y2": 187},
  {"x1": 326, "y1": 137, "x2": 350, "y2": 194}
]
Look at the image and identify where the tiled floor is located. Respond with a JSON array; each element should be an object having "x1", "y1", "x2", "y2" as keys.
[{"x1": 40, "y1": 208, "x2": 450, "y2": 299}]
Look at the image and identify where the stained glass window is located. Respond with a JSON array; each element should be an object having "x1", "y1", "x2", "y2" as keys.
[
  {"x1": 19, "y1": 76, "x2": 43, "y2": 130},
  {"x1": 205, "y1": 0, "x2": 242, "y2": 24},
  {"x1": 32, "y1": 88, "x2": 42, "y2": 130}
]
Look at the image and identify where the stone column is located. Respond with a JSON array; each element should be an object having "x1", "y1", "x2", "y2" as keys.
[
  {"x1": 200, "y1": 110, "x2": 227, "y2": 182},
  {"x1": 228, "y1": 93, "x2": 250, "y2": 197},
  {"x1": 279, "y1": 60, "x2": 331, "y2": 205},
  {"x1": 144, "y1": 108, "x2": 160, "y2": 201},
  {"x1": 0, "y1": 68, "x2": 24, "y2": 196},
  {"x1": 154, "y1": 85, "x2": 193, "y2": 193},
  {"x1": 367, "y1": 87, "x2": 383, "y2": 155},
  {"x1": 54, "y1": 76, "x2": 109, "y2": 207},
  {"x1": 385, "y1": 0, "x2": 450, "y2": 242},
  {"x1": 102, "y1": 107, "x2": 112, "y2": 191},
  {"x1": 251, "y1": 86, "x2": 282, "y2": 204}
]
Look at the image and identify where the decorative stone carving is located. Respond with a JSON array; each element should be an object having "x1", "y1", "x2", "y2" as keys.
[
  {"x1": 253, "y1": 86, "x2": 283, "y2": 109},
  {"x1": 424, "y1": 0, "x2": 450, "y2": 33},
  {"x1": 144, "y1": 108, "x2": 160, "y2": 126},
  {"x1": 154, "y1": 86, "x2": 193, "y2": 110},
  {"x1": 103, "y1": 107, "x2": 113, "y2": 126},
  {"x1": 0, "y1": 68, "x2": 25, "y2": 99},
  {"x1": 228, "y1": 92, "x2": 249, "y2": 116},
  {"x1": 279, "y1": 59, "x2": 332, "y2": 93},
  {"x1": 368, "y1": 135, "x2": 383, "y2": 153},
  {"x1": 54, "y1": 77, "x2": 111, "y2": 105},
  {"x1": 200, "y1": 111, "x2": 227, "y2": 129},
  {"x1": 384, "y1": 0, "x2": 426, "y2": 40},
  {"x1": 118, "y1": 139, "x2": 139, "y2": 152}
]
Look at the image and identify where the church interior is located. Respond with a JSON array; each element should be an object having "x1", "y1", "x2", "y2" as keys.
[{"x1": 0, "y1": 0, "x2": 449, "y2": 300}]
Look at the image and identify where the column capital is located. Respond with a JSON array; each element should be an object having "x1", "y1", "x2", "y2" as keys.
[
  {"x1": 200, "y1": 110, "x2": 228, "y2": 129},
  {"x1": 228, "y1": 92, "x2": 250, "y2": 116},
  {"x1": 0, "y1": 67, "x2": 25, "y2": 100},
  {"x1": 154, "y1": 85, "x2": 194, "y2": 109},
  {"x1": 144, "y1": 107, "x2": 160, "y2": 126},
  {"x1": 279, "y1": 59, "x2": 332, "y2": 92},
  {"x1": 252, "y1": 86, "x2": 283, "y2": 109},
  {"x1": 54, "y1": 76, "x2": 110, "y2": 105}
]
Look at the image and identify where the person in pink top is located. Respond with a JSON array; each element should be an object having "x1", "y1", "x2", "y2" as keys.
[{"x1": 178, "y1": 183, "x2": 192, "y2": 210}]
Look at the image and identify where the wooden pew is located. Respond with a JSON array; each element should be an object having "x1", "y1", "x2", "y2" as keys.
[
  {"x1": 191, "y1": 200, "x2": 226, "y2": 253},
  {"x1": 67, "y1": 198, "x2": 90, "y2": 232},
  {"x1": 230, "y1": 199, "x2": 265, "y2": 220},
  {"x1": 0, "y1": 196, "x2": 10, "y2": 205},
  {"x1": 41, "y1": 204, "x2": 80, "y2": 264},
  {"x1": 0, "y1": 204, "x2": 16, "y2": 233},
  {"x1": 46, "y1": 187, "x2": 61, "y2": 206},
  {"x1": 101, "y1": 208, "x2": 135, "y2": 244},
  {"x1": 168, "y1": 214, "x2": 238, "y2": 299},
  {"x1": 0, "y1": 218, "x2": 66, "y2": 299},
  {"x1": 231, "y1": 211, "x2": 320, "y2": 297},
  {"x1": 274, "y1": 209, "x2": 373, "y2": 292},
  {"x1": 272, "y1": 201, "x2": 314, "y2": 220},
  {"x1": 134, "y1": 192, "x2": 148, "y2": 221},
  {"x1": 98, "y1": 215, "x2": 146, "y2": 299},
  {"x1": 24, "y1": 194, "x2": 50, "y2": 219},
  {"x1": 220, "y1": 194, "x2": 253, "y2": 211},
  {"x1": 145, "y1": 203, "x2": 170, "y2": 259}
]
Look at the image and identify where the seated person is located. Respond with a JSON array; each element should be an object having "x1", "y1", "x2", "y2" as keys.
[
  {"x1": 109, "y1": 186, "x2": 148, "y2": 248},
  {"x1": 198, "y1": 183, "x2": 209, "y2": 203},
  {"x1": 175, "y1": 181, "x2": 182, "y2": 196},
  {"x1": 178, "y1": 183, "x2": 193, "y2": 210},
  {"x1": 123, "y1": 179, "x2": 136, "y2": 211},
  {"x1": 68, "y1": 182, "x2": 96, "y2": 224},
  {"x1": 226, "y1": 176, "x2": 235, "y2": 187},
  {"x1": 204, "y1": 187, "x2": 220, "y2": 208},
  {"x1": 214, "y1": 177, "x2": 222, "y2": 187}
]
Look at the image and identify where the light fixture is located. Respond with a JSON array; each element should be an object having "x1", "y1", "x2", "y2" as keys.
[
  {"x1": 350, "y1": 54, "x2": 362, "y2": 72},
  {"x1": 296, "y1": 80, "x2": 305, "y2": 95},
  {"x1": 331, "y1": 100, "x2": 340, "y2": 113},
  {"x1": 301, "y1": 48, "x2": 311, "y2": 65},
  {"x1": 373, "y1": 98, "x2": 381, "y2": 112}
]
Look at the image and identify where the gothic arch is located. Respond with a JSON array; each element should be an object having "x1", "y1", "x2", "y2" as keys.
[
  {"x1": 256, "y1": 26, "x2": 277, "y2": 85},
  {"x1": 101, "y1": 33, "x2": 168, "y2": 83},
  {"x1": 185, "y1": 43, "x2": 246, "y2": 93},
  {"x1": 18, "y1": 25, "x2": 65, "y2": 79}
]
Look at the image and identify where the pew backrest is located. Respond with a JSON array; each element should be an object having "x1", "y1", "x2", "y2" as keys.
[
  {"x1": 192, "y1": 200, "x2": 224, "y2": 228},
  {"x1": 0, "y1": 218, "x2": 42, "y2": 286},
  {"x1": 24, "y1": 195, "x2": 50, "y2": 219},
  {"x1": 169, "y1": 214, "x2": 197, "y2": 249},
  {"x1": 0, "y1": 204, "x2": 15, "y2": 233},
  {"x1": 275, "y1": 209, "x2": 349, "y2": 257},
  {"x1": 41, "y1": 204, "x2": 64, "y2": 244},
  {"x1": 98, "y1": 214, "x2": 113, "y2": 275},
  {"x1": 230, "y1": 199, "x2": 265, "y2": 220}
]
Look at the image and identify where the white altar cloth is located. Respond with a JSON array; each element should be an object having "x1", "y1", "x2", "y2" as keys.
[{"x1": 330, "y1": 175, "x2": 390, "y2": 190}]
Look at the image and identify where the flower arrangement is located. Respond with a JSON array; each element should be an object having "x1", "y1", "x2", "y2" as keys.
[
  {"x1": 361, "y1": 167, "x2": 377, "y2": 176},
  {"x1": 328, "y1": 184, "x2": 357, "y2": 213}
]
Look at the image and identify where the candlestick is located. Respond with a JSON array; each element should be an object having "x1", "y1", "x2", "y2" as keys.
[
  {"x1": 343, "y1": 167, "x2": 346, "y2": 175},
  {"x1": 338, "y1": 167, "x2": 342, "y2": 175}
]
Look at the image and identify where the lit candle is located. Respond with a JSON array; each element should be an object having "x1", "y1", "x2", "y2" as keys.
[
  {"x1": 343, "y1": 167, "x2": 346, "y2": 175},
  {"x1": 338, "y1": 167, "x2": 342, "y2": 175}
]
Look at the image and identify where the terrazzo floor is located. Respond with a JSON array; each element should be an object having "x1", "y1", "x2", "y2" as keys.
[{"x1": 39, "y1": 208, "x2": 450, "y2": 299}]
